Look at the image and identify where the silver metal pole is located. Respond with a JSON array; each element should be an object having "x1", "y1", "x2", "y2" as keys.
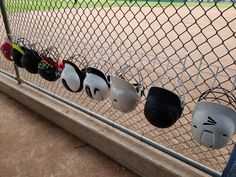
[{"x1": 0, "y1": 0, "x2": 21, "y2": 84}]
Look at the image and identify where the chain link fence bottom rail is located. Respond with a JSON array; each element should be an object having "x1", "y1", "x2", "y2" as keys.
[{"x1": 0, "y1": 0, "x2": 236, "y2": 174}]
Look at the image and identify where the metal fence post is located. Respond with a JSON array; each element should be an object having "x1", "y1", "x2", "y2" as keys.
[{"x1": 0, "y1": 0, "x2": 21, "y2": 84}]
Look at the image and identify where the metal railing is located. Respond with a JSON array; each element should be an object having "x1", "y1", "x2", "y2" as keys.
[{"x1": 0, "y1": 0, "x2": 235, "y2": 176}]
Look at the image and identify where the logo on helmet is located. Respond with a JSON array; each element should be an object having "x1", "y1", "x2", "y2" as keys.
[
  {"x1": 83, "y1": 67, "x2": 110, "y2": 101},
  {"x1": 202, "y1": 117, "x2": 216, "y2": 126}
]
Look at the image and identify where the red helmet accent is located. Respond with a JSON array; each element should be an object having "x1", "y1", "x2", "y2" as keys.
[
  {"x1": 55, "y1": 59, "x2": 64, "y2": 72},
  {"x1": 0, "y1": 42, "x2": 13, "y2": 61}
]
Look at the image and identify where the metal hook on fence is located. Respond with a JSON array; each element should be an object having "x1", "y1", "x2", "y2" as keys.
[
  {"x1": 119, "y1": 42, "x2": 123, "y2": 58},
  {"x1": 148, "y1": 57, "x2": 159, "y2": 75},
  {"x1": 179, "y1": 54, "x2": 188, "y2": 80},
  {"x1": 51, "y1": 35, "x2": 66, "y2": 46},
  {"x1": 99, "y1": 45, "x2": 104, "y2": 59},
  {"x1": 17, "y1": 38, "x2": 31, "y2": 48},
  {"x1": 148, "y1": 55, "x2": 187, "y2": 106},
  {"x1": 231, "y1": 76, "x2": 236, "y2": 92},
  {"x1": 195, "y1": 55, "x2": 204, "y2": 86},
  {"x1": 159, "y1": 59, "x2": 171, "y2": 84},
  {"x1": 41, "y1": 45, "x2": 60, "y2": 60},
  {"x1": 116, "y1": 64, "x2": 144, "y2": 87},
  {"x1": 147, "y1": 59, "x2": 170, "y2": 90},
  {"x1": 110, "y1": 43, "x2": 117, "y2": 56},
  {"x1": 81, "y1": 47, "x2": 88, "y2": 58},
  {"x1": 95, "y1": 58, "x2": 116, "y2": 76},
  {"x1": 117, "y1": 64, "x2": 131, "y2": 78},
  {"x1": 128, "y1": 50, "x2": 133, "y2": 66},
  {"x1": 198, "y1": 86, "x2": 236, "y2": 110},
  {"x1": 8, "y1": 32, "x2": 40, "y2": 47},
  {"x1": 176, "y1": 54, "x2": 188, "y2": 107},
  {"x1": 138, "y1": 53, "x2": 144, "y2": 71},
  {"x1": 211, "y1": 66, "x2": 220, "y2": 90},
  {"x1": 9, "y1": 32, "x2": 38, "y2": 49},
  {"x1": 67, "y1": 53, "x2": 87, "y2": 63}
]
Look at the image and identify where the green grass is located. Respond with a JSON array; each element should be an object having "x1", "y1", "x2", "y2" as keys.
[
  {"x1": 5, "y1": 0, "x2": 123, "y2": 13},
  {"x1": 131, "y1": 1, "x2": 234, "y2": 8},
  {"x1": 5, "y1": 0, "x2": 234, "y2": 13}
]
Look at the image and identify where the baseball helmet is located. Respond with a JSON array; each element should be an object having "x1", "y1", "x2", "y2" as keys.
[
  {"x1": 61, "y1": 60, "x2": 86, "y2": 92},
  {"x1": 55, "y1": 59, "x2": 64, "y2": 72},
  {"x1": 192, "y1": 87, "x2": 236, "y2": 149},
  {"x1": 108, "y1": 63, "x2": 144, "y2": 113},
  {"x1": 21, "y1": 48, "x2": 42, "y2": 74},
  {"x1": 10, "y1": 38, "x2": 28, "y2": 67},
  {"x1": 83, "y1": 66, "x2": 110, "y2": 101},
  {"x1": 144, "y1": 86, "x2": 184, "y2": 128},
  {"x1": 38, "y1": 47, "x2": 63, "y2": 81},
  {"x1": 108, "y1": 76, "x2": 144, "y2": 113},
  {"x1": 0, "y1": 41, "x2": 13, "y2": 61}
]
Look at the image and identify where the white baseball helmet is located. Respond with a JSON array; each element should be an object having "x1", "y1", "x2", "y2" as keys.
[
  {"x1": 83, "y1": 67, "x2": 110, "y2": 101},
  {"x1": 108, "y1": 75, "x2": 144, "y2": 113},
  {"x1": 192, "y1": 87, "x2": 236, "y2": 149},
  {"x1": 61, "y1": 60, "x2": 86, "y2": 92}
]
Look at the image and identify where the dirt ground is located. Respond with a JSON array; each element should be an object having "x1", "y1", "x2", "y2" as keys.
[{"x1": 0, "y1": 91, "x2": 139, "y2": 177}]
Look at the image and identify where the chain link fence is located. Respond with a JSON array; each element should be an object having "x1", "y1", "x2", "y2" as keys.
[
  {"x1": 0, "y1": 0, "x2": 235, "y2": 175},
  {"x1": 0, "y1": 11, "x2": 15, "y2": 78}
]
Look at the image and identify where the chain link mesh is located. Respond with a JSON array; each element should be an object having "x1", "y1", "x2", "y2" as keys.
[
  {"x1": 0, "y1": 0, "x2": 235, "y2": 173},
  {"x1": 0, "y1": 15, "x2": 16, "y2": 77}
]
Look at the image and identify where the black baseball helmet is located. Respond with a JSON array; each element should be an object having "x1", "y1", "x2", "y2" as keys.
[
  {"x1": 21, "y1": 49, "x2": 42, "y2": 74},
  {"x1": 144, "y1": 87, "x2": 184, "y2": 128},
  {"x1": 10, "y1": 42, "x2": 27, "y2": 67},
  {"x1": 38, "y1": 56, "x2": 61, "y2": 82}
]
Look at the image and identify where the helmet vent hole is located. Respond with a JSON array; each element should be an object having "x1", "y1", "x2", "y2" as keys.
[
  {"x1": 193, "y1": 125, "x2": 197, "y2": 128},
  {"x1": 222, "y1": 134, "x2": 227, "y2": 137}
]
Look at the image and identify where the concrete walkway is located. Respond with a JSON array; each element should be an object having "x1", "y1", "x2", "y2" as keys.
[{"x1": 0, "y1": 91, "x2": 139, "y2": 177}]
